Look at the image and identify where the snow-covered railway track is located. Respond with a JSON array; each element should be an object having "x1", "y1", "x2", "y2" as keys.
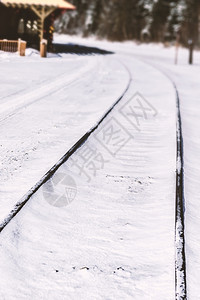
[
  {"x1": 154, "y1": 68, "x2": 187, "y2": 300},
  {"x1": 0, "y1": 65, "x2": 132, "y2": 233},
  {"x1": 0, "y1": 55, "x2": 131, "y2": 224},
  {"x1": 0, "y1": 53, "x2": 180, "y2": 299},
  {"x1": 136, "y1": 59, "x2": 187, "y2": 299},
  {"x1": 118, "y1": 52, "x2": 187, "y2": 298},
  {"x1": 174, "y1": 85, "x2": 187, "y2": 300}
]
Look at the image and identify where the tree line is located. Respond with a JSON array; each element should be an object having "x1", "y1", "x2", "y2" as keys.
[{"x1": 55, "y1": 0, "x2": 200, "y2": 46}]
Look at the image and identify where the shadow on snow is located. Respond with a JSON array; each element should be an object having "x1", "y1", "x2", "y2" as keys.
[{"x1": 52, "y1": 43, "x2": 114, "y2": 55}]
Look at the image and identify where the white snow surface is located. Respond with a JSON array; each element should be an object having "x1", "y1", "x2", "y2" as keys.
[
  {"x1": 0, "y1": 51, "x2": 129, "y2": 222},
  {"x1": 1, "y1": 34, "x2": 199, "y2": 299},
  {"x1": 55, "y1": 35, "x2": 200, "y2": 299}
]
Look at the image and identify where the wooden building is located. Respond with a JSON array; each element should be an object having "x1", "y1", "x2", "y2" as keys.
[{"x1": 0, "y1": 0, "x2": 75, "y2": 49}]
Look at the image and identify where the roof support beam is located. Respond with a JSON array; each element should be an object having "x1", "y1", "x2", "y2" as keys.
[{"x1": 30, "y1": 5, "x2": 55, "y2": 41}]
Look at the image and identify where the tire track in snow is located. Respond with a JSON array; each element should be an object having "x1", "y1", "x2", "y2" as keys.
[
  {"x1": 0, "y1": 60, "x2": 132, "y2": 233},
  {"x1": 0, "y1": 59, "x2": 99, "y2": 123}
]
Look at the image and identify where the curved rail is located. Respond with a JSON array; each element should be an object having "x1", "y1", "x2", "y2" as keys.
[
  {"x1": 0, "y1": 54, "x2": 186, "y2": 298},
  {"x1": 0, "y1": 60, "x2": 132, "y2": 233},
  {"x1": 134, "y1": 58, "x2": 187, "y2": 299},
  {"x1": 174, "y1": 83, "x2": 187, "y2": 300}
]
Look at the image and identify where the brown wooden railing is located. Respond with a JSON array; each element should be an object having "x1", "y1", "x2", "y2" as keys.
[{"x1": 0, "y1": 39, "x2": 26, "y2": 56}]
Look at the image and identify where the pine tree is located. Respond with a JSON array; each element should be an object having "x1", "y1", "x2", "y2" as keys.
[
  {"x1": 167, "y1": 0, "x2": 186, "y2": 42},
  {"x1": 150, "y1": 0, "x2": 171, "y2": 42},
  {"x1": 185, "y1": 0, "x2": 200, "y2": 45},
  {"x1": 54, "y1": 0, "x2": 200, "y2": 46}
]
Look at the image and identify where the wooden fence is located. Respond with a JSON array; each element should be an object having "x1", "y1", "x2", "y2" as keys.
[{"x1": 0, "y1": 39, "x2": 26, "y2": 56}]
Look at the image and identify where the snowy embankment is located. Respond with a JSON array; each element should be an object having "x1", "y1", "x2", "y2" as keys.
[
  {"x1": 0, "y1": 51, "x2": 129, "y2": 222},
  {"x1": 0, "y1": 42, "x2": 176, "y2": 299},
  {"x1": 57, "y1": 35, "x2": 200, "y2": 299},
  {"x1": 150, "y1": 58, "x2": 200, "y2": 300},
  {"x1": 114, "y1": 43, "x2": 200, "y2": 300}
]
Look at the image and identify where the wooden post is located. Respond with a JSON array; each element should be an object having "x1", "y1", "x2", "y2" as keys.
[
  {"x1": 19, "y1": 41, "x2": 27, "y2": 56},
  {"x1": 31, "y1": 6, "x2": 55, "y2": 43},
  {"x1": 40, "y1": 39, "x2": 47, "y2": 57},
  {"x1": 40, "y1": 6, "x2": 45, "y2": 41},
  {"x1": 175, "y1": 33, "x2": 180, "y2": 65},
  {"x1": 188, "y1": 39, "x2": 194, "y2": 65},
  {"x1": 18, "y1": 39, "x2": 26, "y2": 56},
  {"x1": 18, "y1": 38, "x2": 21, "y2": 53}
]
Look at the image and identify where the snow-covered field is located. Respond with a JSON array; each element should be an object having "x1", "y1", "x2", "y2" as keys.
[
  {"x1": 61, "y1": 35, "x2": 200, "y2": 299},
  {"x1": 0, "y1": 51, "x2": 129, "y2": 222},
  {"x1": 0, "y1": 35, "x2": 199, "y2": 299}
]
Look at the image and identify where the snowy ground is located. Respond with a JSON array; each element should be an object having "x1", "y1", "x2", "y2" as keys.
[
  {"x1": 55, "y1": 35, "x2": 200, "y2": 299},
  {"x1": 0, "y1": 51, "x2": 129, "y2": 222},
  {"x1": 0, "y1": 35, "x2": 199, "y2": 299}
]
